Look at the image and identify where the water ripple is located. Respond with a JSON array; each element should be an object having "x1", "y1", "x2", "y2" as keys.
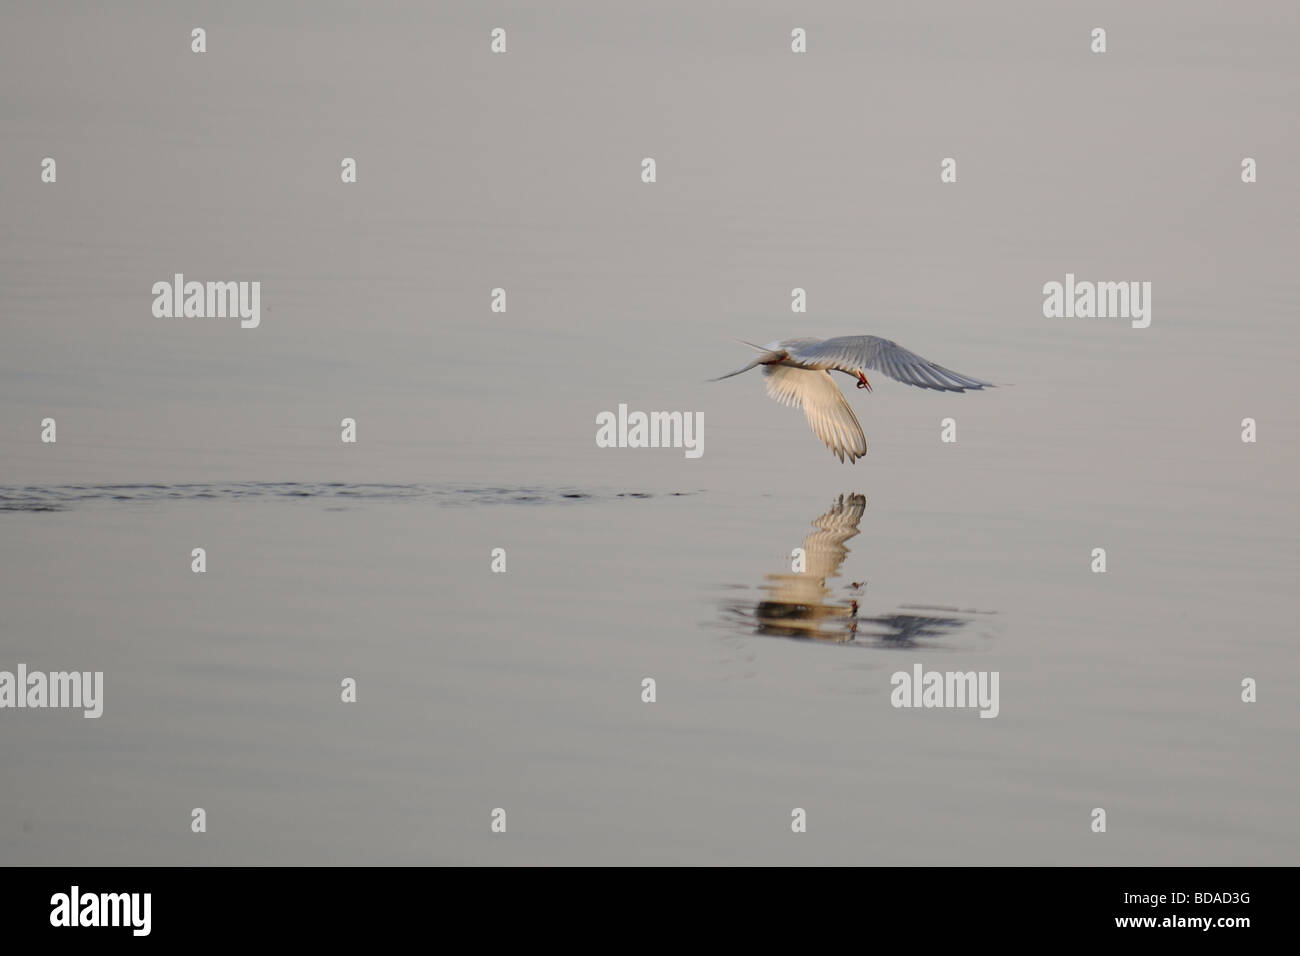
[{"x1": 0, "y1": 483, "x2": 697, "y2": 512}]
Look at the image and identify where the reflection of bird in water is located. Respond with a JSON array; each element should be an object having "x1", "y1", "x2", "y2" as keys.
[
  {"x1": 755, "y1": 494, "x2": 866, "y2": 641},
  {"x1": 725, "y1": 495, "x2": 989, "y2": 646},
  {"x1": 857, "y1": 610, "x2": 973, "y2": 645}
]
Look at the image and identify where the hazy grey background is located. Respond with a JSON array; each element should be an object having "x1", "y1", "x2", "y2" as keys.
[{"x1": 2, "y1": 1, "x2": 1298, "y2": 864}]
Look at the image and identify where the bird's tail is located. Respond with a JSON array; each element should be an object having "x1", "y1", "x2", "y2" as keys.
[
  {"x1": 708, "y1": 340, "x2": 785, "y2": 381},
  {"x1": 709, "y1": 358, "x2": 766, "y2": 382}
]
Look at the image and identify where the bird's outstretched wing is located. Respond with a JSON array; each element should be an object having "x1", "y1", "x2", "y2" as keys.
[
  {"x1": 785, "y1": 336, "x2": 992, "y2": 391},
  {"x1": 763, "y1": 365, "x2": 868, "y2": 463}
]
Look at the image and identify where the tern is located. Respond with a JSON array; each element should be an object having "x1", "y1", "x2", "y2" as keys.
[{"x1": 712, "y1": 336, "x2": 992, "y2": 463}]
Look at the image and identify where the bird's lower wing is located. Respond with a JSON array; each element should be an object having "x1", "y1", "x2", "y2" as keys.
[
  {"x1": 788, "y1": 335, "x2": 992, "y2": 391},
  {"x1": 763, "y1": 365, "x2": 868, "y2": 463}
]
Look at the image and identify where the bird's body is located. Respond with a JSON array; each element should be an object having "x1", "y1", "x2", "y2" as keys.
[{"x1": 713, "y1": 335, "x2": 992, "y2": 463}]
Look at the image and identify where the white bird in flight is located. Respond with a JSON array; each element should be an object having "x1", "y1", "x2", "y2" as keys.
[{"x1": 713, "y1": 336, "x2": 993, "y2": 463}]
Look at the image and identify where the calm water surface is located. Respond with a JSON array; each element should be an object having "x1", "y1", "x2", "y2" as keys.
[{"x1": 2, "y1": 2, "x2": 1298, "y2": 864}]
